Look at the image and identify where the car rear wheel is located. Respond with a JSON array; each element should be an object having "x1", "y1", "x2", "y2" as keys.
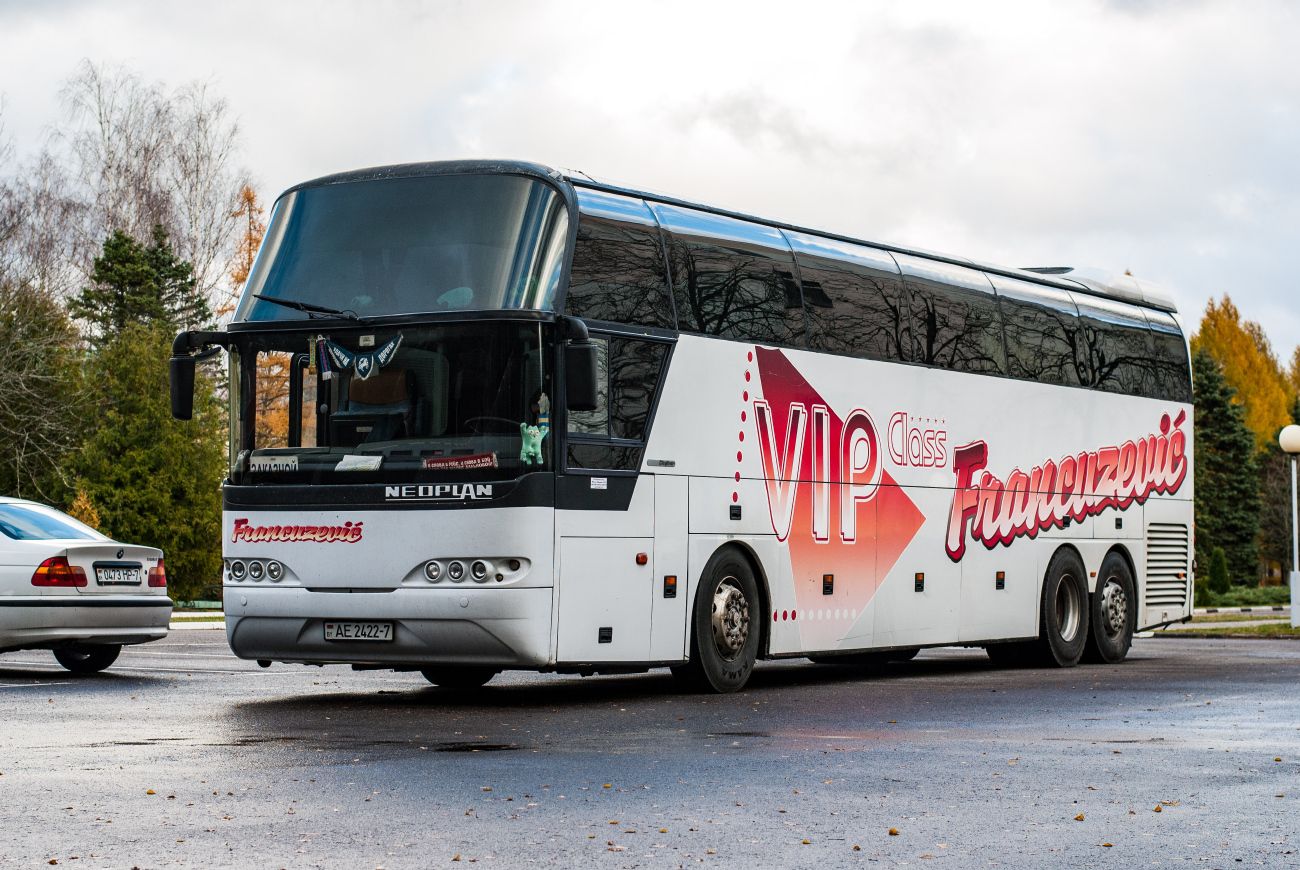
[
  {"x1": 53, "y1": 644, "x2": 121, "y2": 674},
  {"x1": 420, "y1": 666, "x2": 498, "y2": 688}
]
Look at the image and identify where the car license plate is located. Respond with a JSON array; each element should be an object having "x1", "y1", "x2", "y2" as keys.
[
  {"x1": 95, "y1": 566, "x2": 141, "y2": 585},
  {"x1": 323, "y1": 621, "x2": 393, "y2": 642}
]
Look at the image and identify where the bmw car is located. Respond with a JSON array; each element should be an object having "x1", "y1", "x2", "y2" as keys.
[{"x1": 0, "y1": 497, "x2": 171, "y2": 673}]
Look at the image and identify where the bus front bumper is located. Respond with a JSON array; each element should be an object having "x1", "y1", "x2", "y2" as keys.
[{"x1": 224, "y1": 586, "x2": 553, "y2": 668}]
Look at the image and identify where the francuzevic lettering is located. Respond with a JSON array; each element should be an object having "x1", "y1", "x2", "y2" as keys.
[
  {"x1": 944, "y1": 410, "x2": 1188, "y2": 561},
  {"x1": 230, "y1": 519, "x2": 363, "y2": 544}
]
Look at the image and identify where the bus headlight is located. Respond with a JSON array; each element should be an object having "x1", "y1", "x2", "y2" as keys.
[
  {"x1": 448, "y1": 560, "x2": 465, "y2": 582},
  {"x1": 471, "y1": 560, "x2": 490, "y2": 582},
  {"x1": 266, "y1": 561, "x2": 283, "y2": 582},
  {"x1": 248, "y1": 560, "x2": 265, "y2": 581},
  {"x1": 230, "y1": 560, "x2": 246, "y2": 581},
  {"x1": 424, "y1": 560, "x2": 441, "y2": 582}
]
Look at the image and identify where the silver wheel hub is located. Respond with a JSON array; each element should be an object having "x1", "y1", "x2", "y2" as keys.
[
  {"x1": 710, "y1": 577, "x2": 750, "y2": 662},
  {"x1": 1055, "y1": 574, "x2": 1082, "y2": 643},
  {"x1": 1099, "y1": 577, "x2": 1128, "y2": 640}
]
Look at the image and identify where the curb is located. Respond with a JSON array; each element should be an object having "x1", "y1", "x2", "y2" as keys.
[{"x1": 1194, "y1": 606, "x2": 1289, "y2": 615}]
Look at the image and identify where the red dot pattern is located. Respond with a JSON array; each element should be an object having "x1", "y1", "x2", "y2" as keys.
[{"x1": 735, "y1": 351, "x2": 750, "y2": 506}]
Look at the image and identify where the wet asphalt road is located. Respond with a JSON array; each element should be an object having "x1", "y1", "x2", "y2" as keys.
[{"x1": 2, "y1": 632, "x2": 1299, "y2": 869}]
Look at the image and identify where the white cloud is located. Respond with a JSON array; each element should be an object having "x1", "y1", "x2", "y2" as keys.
[{"x1": 1, "y1": 0, "x2": 1298, "y2": 353}]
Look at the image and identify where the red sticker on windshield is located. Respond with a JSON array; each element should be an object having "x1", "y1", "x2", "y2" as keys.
[{"x1": 423, "y1": 452, "x2": 499, "y2": 470}]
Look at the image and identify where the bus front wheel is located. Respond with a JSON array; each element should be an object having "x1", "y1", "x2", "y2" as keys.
[
  {"x1": 421, "y1": 666, "x2": 498, "y2": 688},
  {"x1": 672, "y1": 548, "x2": 760, "y2": 694}
]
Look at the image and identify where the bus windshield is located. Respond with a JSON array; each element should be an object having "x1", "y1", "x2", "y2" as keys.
[
  {"x1": 238, "y1": 321, "x2": 554, "y2": 484},
  {"x1": 235, "y1": 174, "x2": 570, "y2": 321}
]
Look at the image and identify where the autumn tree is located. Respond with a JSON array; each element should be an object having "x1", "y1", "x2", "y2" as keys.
[
  {"x1": 1192, "y1": 295, "x2": 1292, "y2": 450},
  {"x1": 222, "y1": 183, "x2": 264, "y2": 317}
]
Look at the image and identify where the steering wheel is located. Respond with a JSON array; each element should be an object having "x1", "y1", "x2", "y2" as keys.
[{"x1": 462, "y1": 416, "x2": 520, "y2": 435}]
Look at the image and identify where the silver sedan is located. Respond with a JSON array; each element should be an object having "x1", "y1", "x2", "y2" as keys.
[{"x1": 0, "y1": 497, "x2": 172, "y2": 673}]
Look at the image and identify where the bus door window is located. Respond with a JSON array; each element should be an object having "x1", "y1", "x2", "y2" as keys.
[
  {"x1": 253, "y1": 351, "x2": 293, "y2": 448},
  {"x1": 1069, "y1": 293, "x2": 1159, "y2": 398},
  {"x1": 894, "y1": 254, "x2": 1006, "y2": 375},
  {"x1": 784, "y1": 231, "x2": 911, "y2": 362},
  {"x1": 649, "y1": 203, "x2": 806, "y2": 347},
  {"x1": 566, "y1": 189, "x2": 676, "y2": 330},
  {"x1": 987, "y1": 274, "x2": 1084, "y2": 387},
  {"x1": 566, "y1": 335, "x2": 669, "y2": 472}
]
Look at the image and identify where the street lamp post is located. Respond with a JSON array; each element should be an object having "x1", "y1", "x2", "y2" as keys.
[{"x1": 1281, "y1": 425, "x2": 1300, "y2": 628}]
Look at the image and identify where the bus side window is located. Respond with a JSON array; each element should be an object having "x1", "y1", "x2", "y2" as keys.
[
  {"x1": 1070, "y1": 293, "x2": 1159, "y2": 399},
  {"x1": 894, "y1": 255, "x2": 1006, "y2": 375},
  {"x1": 785, "y1": 232, "x2": 911, "y2": 363},
  {"x1": 1143, "y1": 309, "x2": 1193, "y2": 403},
  {"x1": 567, "y1": 336, "x2": 669, "y2": 472},
  {"x1": 566, "y1": 190, "x2": 676, "y2": 330},
  {"x1": 650, "y1": 203, "x2": 805, "y2": 347},
  {"x1": 987, "y1": 275, "x2": 1084, "y2": 387}
]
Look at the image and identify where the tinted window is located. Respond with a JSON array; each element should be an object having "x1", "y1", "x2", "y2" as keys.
[
  {"x1": 650, "y1": 204, "x2": 804, "y2": 346},
  {"x1": 1069, "y1": 292, "x2": 1158, "y2": 398},
  {"x1": 566, "y1": 335, "x2": 670, "y2": 470},
  {"x1": 239, "y1": 174, "x2": 570, "y2": 320},
  {"x1": 987, "y1": 275, "x2": 1083, "y2": 386},
  {"x1": 565, "y1": 190, "x2": 675, "y2": 329},
  {"x1": 1144, "y1": 309, "x2": 1192, "y2": 402},
  {"x1": 785, "y1": 231, "x2": 910, "y2": 361},
  {"x1": 895, "y1": 255, "x2": 1005, "y2": 374}
]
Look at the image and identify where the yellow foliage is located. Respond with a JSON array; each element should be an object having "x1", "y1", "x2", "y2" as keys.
[
  {"x1": 67, "y1": 490, "x2": 100, "y2": 531},
  {"x1": 1192, "y1": 295, "x2": 1292, "y2": 449},
  {"x1": 219, "y1": 185, "x2": 266, "y2": 318},
  {"x1": 254, "y1": 351, "x2": 292, "y2": 449}
]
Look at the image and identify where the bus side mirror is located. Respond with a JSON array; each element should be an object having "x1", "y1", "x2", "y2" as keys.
[
  {"x1": 170, "y1": 356, "x2": 196, "y2": 421},
  {"x1": 565, "y1": 342, "x2": 599, "y2": 411},
  {"x1": 170, "y1": 330, "x2": 226, "y2": 421}
]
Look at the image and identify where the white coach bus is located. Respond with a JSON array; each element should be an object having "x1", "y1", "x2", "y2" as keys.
[{"x1": 170, "y1": 160, "x2": 1193, "y2": 693}]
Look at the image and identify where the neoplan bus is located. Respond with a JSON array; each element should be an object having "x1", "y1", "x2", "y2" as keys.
[{"x1": 170, "y1": 160, "x2": 1193, "y2": 693}]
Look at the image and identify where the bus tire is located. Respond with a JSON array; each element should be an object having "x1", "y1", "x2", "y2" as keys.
[
  {"x1": 672, "y1": 548, "x2": 760, "y2": 694},
  {"x1": 1082, "y1": 552, "x2": 1136, "y2": 664},
  {"x1": 53, "y1": 643, "x2": 121, "y2": 674},
  {"x1": 420, "y1": 666, "x2": 498, "y2": 688},
  {"x1": 1031, "y1": 548, "x2": 1090, "y2": 668}
]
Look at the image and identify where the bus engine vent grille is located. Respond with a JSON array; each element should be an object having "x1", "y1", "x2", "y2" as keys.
[{"x1": 1145, "y1": 522, "x2": 1190, "y2": 607}]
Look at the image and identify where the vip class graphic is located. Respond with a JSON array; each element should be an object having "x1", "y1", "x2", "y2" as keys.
[{"x1": 750, "y1": 348, "x2": 925, "y2": 647}]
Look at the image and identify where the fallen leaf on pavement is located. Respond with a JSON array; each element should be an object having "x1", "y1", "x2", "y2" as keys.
[{"x1": 1075, "y1": 814, "x2": 1085, "y2": 821}]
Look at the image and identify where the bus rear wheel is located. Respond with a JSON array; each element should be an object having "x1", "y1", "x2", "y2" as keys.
[
  {"x1": 672, "y1": 548, "x2": 760, "y2": 694},
  {"x1": 1082, "y1": 552, "x2": 1136, "y2": 664},
  {"x1": 1033, "y1": 548, "x2": 1090, "y2": 668},
  {"x1": 420, "y1": 666, "x2": 498, "y2": 688},
  {"x1": 53, "y1": 643, "x2": 121, "y2": 674}
]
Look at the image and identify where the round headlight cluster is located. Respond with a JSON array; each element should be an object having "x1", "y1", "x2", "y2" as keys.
[
  {"x1": 421, "y1": 558, "x2": 526, "y2": 584},
  {"x1": 227, "y1": 559, "x2": 284, "y2": 583}
]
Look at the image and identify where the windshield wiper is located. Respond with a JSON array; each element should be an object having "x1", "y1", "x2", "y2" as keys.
[{"x1": 253, "y1": 294, "x2": 365, "y2": 322}]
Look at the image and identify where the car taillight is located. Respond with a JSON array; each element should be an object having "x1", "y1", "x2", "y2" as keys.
[
  {"x1": 31, "y1": 556, "x2": 87, "y2": 587},
  {"x1": 148, "y1": 558, "x2": 167, "y2": 587}
]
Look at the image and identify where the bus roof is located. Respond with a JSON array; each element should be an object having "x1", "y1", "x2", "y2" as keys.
[{"x1": 282, "y1": 159, "x2": 1177, "y2": 314}]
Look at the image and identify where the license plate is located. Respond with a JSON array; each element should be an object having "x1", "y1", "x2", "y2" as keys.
[
  {"x1": 323, "y1": 621, "x2": 394, "y2": 642},
  {"x1": 95, "y1": 566, "x2": 142, "y2": 585}
]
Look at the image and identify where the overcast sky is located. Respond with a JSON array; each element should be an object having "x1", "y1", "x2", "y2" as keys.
[{"x1": 1, "y1": 0, "x2": 1297, "y2": 354}]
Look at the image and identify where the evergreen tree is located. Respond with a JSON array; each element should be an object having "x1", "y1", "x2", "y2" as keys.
[
  {"x1": 70, "y1": 225, "x2": 211, "y2": 337},
  {"x1": 1193, "y1": 348, "x2": 1261, "y2": 585},
  {"x1": 68, "y1": 323, "x2": 225, "y2": 601},
  {"x1": 65, "y1": 229, "x2": 225, "y2": 602},
  {"x1": 1208, "y1": 547, "x2": 1230, "y2": 595}
]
